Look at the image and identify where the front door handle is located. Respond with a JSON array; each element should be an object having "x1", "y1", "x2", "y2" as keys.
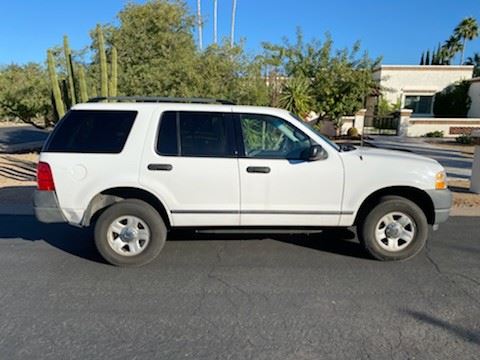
[
  {"x1": 148, "y1": 163, "x2": 173, "y2": 171},
  {"x1": 247, "y1": 166, "x2": 270, "y2": 174}
]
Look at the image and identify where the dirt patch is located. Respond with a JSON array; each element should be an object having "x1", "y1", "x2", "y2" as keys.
[
  {"x1": 0, "y1": 153, "x2": 38, "y2": 187},
  {"x1": 448, "y1": 179, "x2": 480, "y2": 214}
]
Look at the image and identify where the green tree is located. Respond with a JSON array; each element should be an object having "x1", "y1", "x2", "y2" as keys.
[
  {"x1": 195, "y1": 41, "x2": 268, "y2": 105},
  {"x1": 466, "y1": 53, "x2": 480, "y2": 76},
  {"x1": 0, "y1": 63, "x2": 53, "y2": 128},
  {"x1": 109, "y1": 0, "x2": 198, "y2": 96},
  {"x1": 454, "y1": 17, "x2": 479, "y2": 64},
  {"x1": 263, "y1": 31, "x2": 380, "y2": 133}
]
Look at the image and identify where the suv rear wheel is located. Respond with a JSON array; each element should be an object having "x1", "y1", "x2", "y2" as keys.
[
  {"x1": 358, "y1": 196, "x2": 428, "y2": 261},
  {"x1": 94, "y1": 199, "x2": 167, "y2": 266}
]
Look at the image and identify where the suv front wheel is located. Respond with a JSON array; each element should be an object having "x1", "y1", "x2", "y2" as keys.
[
  {"x1": 94, "y1": 199, "x2": 167, "y2": 267},
  {"x1": 358, "y1": 196, "x2": 429, "y2": 261}
]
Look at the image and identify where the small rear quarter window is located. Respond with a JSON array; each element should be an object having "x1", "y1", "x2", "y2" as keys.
[{"x1": 44, "y1": 110, "x2": 137, "y2": 153}]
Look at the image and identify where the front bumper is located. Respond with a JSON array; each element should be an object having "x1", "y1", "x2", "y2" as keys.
[
  {"x1": 33, "y1": 190, "x2": 67, "y2": 223},
  {"x1": 425, "y1": 189, "x2": 452, "y2": 225}
]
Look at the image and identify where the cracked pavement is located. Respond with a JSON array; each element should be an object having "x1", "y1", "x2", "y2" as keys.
[{"x1": 0, "y1": 215, "x2": 478, "y2": 359}]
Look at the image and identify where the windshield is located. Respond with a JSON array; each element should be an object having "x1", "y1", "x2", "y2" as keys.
[{"x1": 288, "y1": 112, "x2": 341, "y2": 151}]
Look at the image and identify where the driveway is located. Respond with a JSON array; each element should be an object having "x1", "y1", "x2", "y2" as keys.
[
  {"x1": 366, "y1": 136, "x2": 474, "y2": 180},
  {"x1": 0, "y1": 210, "x2": 478, "y2": 358}
]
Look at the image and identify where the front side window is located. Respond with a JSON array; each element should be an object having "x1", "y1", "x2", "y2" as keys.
[
  {"x1": 404, "y1": 95, "x2": 433, "y2": 114},
  {"x1": 239, "y1": 114, "x2": 311, "y2": 159},
  {"x1": 156, "y1": 111, "x2": 235, "y2": 157}
]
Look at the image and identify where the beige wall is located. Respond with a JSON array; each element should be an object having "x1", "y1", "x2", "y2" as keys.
[
  {"x1": 406, "y1": 118, "x2": 480, "y2": 137},
  {"x1": 375, "y1": 65, "x2": 474, "y2": 115}
]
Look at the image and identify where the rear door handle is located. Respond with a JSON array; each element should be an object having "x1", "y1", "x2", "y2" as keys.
[
  {"x1": 247, "y1": 166, "x2": 270, "y2": 174},
  {"x1": 148, "y1": 163, "x2": 173, "y2": 171}
]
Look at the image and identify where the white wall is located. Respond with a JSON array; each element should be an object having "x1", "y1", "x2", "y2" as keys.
[{"x1": 376, "y1": 65, "x2": 474, "y2": 111}]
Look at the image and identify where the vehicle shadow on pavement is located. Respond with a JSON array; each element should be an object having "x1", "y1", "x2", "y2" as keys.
[
  {"x1": 169, "y1": 228, "x2": 370, "y2": 260},
  {"x1": 0, "y1": 214, "x2": 370, "y2": 263},
  {"x1": 404, "y1": 310, "x2": 480, "y2": 345},
  {"x1": 0, "y1": 214, "x2": 105, "y2": 263}
]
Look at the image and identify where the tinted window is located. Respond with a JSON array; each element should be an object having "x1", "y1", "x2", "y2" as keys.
[
  {"x1": 405, "y1": 95, "x2": 433, "y2": 114},
  {"x1": 157, "y1": 111, "x2": 178, "y2": 156},
  {"x1": 45, "y1": 110, "x2": 136, "y2": 153},
  {"x1": 156, "y1": 111, "x2": 235, "y2": 157},
  {"x1": 240, "y1": 114, "x2": 311, "y2": 159}
]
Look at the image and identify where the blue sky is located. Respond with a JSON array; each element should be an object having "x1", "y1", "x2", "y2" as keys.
[{"x1": 1, "y1": 0, "x2": 480, "y2": 65}]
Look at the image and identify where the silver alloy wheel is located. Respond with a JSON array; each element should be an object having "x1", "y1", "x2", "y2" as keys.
[
  {"x1": 374, "y1": 212, "x2": 416, "y2": 252},
  {"x1": 107, "y1": 215, "x2": 151, "y2": 256}
]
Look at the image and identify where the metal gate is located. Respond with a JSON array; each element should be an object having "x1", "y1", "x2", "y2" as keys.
[{"x1": 363, "y1": 115, "x2": 399, "y2": 136}]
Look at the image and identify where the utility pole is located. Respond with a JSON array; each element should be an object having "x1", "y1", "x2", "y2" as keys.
[
  {"x1": 213, "y1": 0, "x2": 218, "y2": 44},
  {"x1": 230, "y1": 0, "x2": 237, "y2": 47},
  {"x1": 197, "y1": 0, "x2": 203, "y2": 50}
]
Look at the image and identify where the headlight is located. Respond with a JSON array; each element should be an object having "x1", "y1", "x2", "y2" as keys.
[{"x1": 435, "y1": 171, "x2": 447, "y2": 190}]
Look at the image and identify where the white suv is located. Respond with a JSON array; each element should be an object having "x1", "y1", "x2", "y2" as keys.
[{"x1": 34, "y1": 97, "x2": 452, "y2": 266}]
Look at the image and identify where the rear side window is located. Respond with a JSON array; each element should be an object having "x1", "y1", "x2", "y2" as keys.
[
  {"x1": 157, "y1": 111, "x2": 235, "y2": 157},
  {"x1": 44, "y1": 110, "x2": 137, "y2": 153}
]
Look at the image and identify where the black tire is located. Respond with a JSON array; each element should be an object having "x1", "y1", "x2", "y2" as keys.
[
  {"x1": 358, "y1": 196, "x2": 428, "y2": 261},
  {"x1": 94, "y1": 199, "x2": 167, "y2": 267}
]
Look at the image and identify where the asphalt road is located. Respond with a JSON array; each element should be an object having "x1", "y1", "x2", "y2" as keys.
[
  {"x1": 0, "y1": 215, "x2": 478, "y2": 359},
  {"x1": 0, "y1": 125, "x2": 48, "y2": 152}
]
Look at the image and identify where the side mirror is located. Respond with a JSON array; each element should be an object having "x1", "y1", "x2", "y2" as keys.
[{"x1": 306, "y1": 145, "x2": 328, "y2": 161}]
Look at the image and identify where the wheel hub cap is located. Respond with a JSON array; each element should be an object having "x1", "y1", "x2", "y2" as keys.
[
  {"x1": 374, "y1": 212, "x2": 416, "y2": 252},
  {"x1": 106, "y1": 215, "x2": 151, "y2": 257},
  {"x1": 385, "y1": 223, "x2": 402, "y2": 238},
  {"x1": 120, "y1": 227, "x2": 138, "y2": 242}
]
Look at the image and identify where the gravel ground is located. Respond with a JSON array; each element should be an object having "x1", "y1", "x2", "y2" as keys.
[{"x1": 0, "y1": 153, "x2": 37, "y2": 187}]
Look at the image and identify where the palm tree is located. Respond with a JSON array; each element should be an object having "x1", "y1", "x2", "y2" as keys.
[
  {"x1": 454, "y1": 17, "x2": 479, "y2": 64},
  {"x1": 213, "y1": 0, "x2": 218, "y2": 44},
  {"x1": 445, "y1": 35, "x2": 463, "y2": 64},
  {"x1": 230, "y1": 0, "x2": 237, "y2": 47},
  {"x1": 197, "y1": 0, "x2": 203, "y2": 50},
  {"x1": 438, "y1": 46, "x2": 452, "y2": 65},
  {"x1": 466, "y1": 53, "x2": 480, "y2": 76}
]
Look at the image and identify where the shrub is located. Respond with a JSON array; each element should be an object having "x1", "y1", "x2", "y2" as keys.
[
  {"x1": 424, "y1": 130, "x2": 444, "y2": 138},
  {"x1": 347, "y1": 127, "x2": 359, "y2": 137},
  {"x1": 433, "y1": 81, "x2": 471, "y2": 118},
  {"x1": 456, "y1": 135, "x2": 474, "y2": 144}
]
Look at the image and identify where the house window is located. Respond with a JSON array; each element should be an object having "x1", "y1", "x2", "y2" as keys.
[{"x1": 404, "y1": 95, "x2": 433, "y2": 115}]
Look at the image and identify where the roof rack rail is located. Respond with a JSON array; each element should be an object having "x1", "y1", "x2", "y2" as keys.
[{"x1": 87, "y1": 96, "x2": 236, "y2": 105}]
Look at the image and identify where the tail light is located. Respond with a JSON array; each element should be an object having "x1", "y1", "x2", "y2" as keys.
[{"x1": 37, "y1": 162, "x2": 55, "y2": 191}]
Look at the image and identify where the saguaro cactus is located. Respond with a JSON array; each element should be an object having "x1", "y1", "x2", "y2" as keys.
[
  {"x1": 97, "y1": 25, "x2": 108, "y2": 97},
  {"x1": 91, "y1": 85, "x2": 98, "y2": 98},
  {"x1": 47, "y1": 50, "x2": 65, "y2": 118},
  {"x1": 78, "y1": 66, "x2": 89, "y2": 103},
  {"x1": 109, "y1": 46, "x2": 118, "y2": 97},
  {"x1": 63, "y1": 35, "x2": 76, "y2": 105}
]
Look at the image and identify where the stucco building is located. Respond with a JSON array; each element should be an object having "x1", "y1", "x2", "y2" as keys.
[{"x1": 372, "y1": 65, "x2": 474, "y2": 117}]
